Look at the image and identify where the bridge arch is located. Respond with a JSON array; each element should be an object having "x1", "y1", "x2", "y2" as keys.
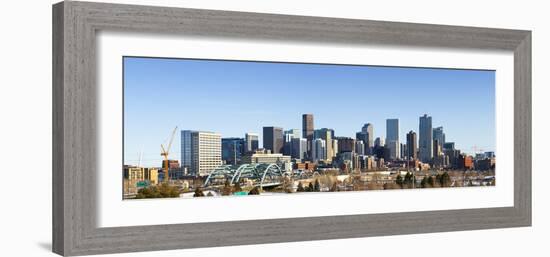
[{"x1": 203, "y1": 163, "x2": 285, "y2": 189}]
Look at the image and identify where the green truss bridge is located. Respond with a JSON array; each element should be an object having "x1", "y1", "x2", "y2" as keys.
[{"x1": 203, "y1": 163, "x2": 287, "y2": 189}]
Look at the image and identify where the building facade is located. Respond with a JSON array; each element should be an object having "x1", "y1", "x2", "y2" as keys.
[
  {"x1": 362, "y1": 123, "x2": 374, "y2": 151},
  {"x1": 314, "y1": 128, "x2": 334, "y2": 162},
  {"x1": 406, "y1": 130, "x2": 417, "y2": 160},
  {"x1": 283, "y1": 129, "x2": 300, "y2": 156},
  {"x1": 244, "y1": 132, "x2": 259, "y2": 152},
  {"x1": 291, "y1": 137, "x2": 308, "y2": 160},
  {"x1": 443, "y1": 142, "x2": 455, "y2": 151},
  {"x1": 386, "y1": 119, "x2": 400, "y2": 160},
  {"x1": 191, "y1": 131, "x2": 222, "y2": 176},
  {"x1": 263, "y1": 126, "x2": 284, "y2": 154},
  {"x1": 355, "y1": 140, "x2": 365, "y2": 155},
  {"x1": 335, "y1": 137, "x2": 355, "y2": 153},
  {"x1": 433, "y1": 126, "x2": 446, "y2": 151},
  {"x1": 419, "y1": 114, "x2": 433, "y2": 163},
  {"x1": 302, "y1": 114, "x2": 314, "y2": 158},
  {"x1": 311, "y1": 138, "x2": 326, "y2": 162},
  {"x1": 356, "y1": 131, "x2": 368, "y2": 153},
  {"x1": 241, "y1": 149, "x2": 292, "y2": 171},
  {"x1": 221, "y1": 137, "x2": 245, "y2": 165},
  {"x1": 386, "y1": 140, "x2": 400, "y2": 161},
  {"x1": 180, "y1": 130, "x2": 195, "y2": 171}
]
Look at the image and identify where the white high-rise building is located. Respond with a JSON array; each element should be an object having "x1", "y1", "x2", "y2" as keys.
[
  {"x1": 311, "y1": 138, "x2": 326, "y2": 162},
  {"x1": 419, "y1": 114, "x2": 433, "y2": 163},
  {"x1": 191, "y1": 131, "x2": 222, "y2": 176}
]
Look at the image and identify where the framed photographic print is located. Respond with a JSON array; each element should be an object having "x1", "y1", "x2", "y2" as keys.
[{"x1": 52, "y1": 1, "x2": 531, "y2": 256}]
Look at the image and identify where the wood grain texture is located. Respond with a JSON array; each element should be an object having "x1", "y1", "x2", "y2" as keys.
[
  {"x1": 52, "y1": 2, "x2": 65, "y2": 255},
  {"x1": 52, "y1": 1, "x2": 532, "y2": 256}
]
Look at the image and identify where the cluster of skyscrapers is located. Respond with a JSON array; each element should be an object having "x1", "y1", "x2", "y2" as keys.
[{"x1": 178, "y1": 113, "x2": 495, "y2": 176}]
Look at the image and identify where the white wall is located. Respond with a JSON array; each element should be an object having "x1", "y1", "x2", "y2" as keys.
[{"x1": 0, "y1": 0, "x2": 547, "y2": 256}]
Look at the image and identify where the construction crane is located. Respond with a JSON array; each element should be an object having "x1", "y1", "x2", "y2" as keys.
[{"x1": 161, "y1": 126, "x2": 178, "y2": 183}]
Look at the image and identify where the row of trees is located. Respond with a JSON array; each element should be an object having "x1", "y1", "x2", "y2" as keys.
[
  {"x1": 391, "y1": 172, "x2": 452, "y2": 189},
  {"x1": 395, "y1": 172, "x2": 417, "y2": 189},
  {"x1": 294, "y1": 179, "x2": 342, "y2": 192},
  {"x1": 296, "y1": 179, "x2": 321, "y2": 192},
  {"x1": 135, "y1": 183, "x2": 180, "y2": 199}
]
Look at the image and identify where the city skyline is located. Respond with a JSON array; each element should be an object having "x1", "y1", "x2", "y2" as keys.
[{"x1": 124, "y1": 57, "x2": 495, "y2": 167}]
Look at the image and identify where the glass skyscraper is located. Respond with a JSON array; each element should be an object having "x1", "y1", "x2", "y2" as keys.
[
  {"x1": 222, "y1": 138, "x2": 245, "y2": 165},
  {"x1": 180, "y1": 130, "x2": 195, "y2": 173}
]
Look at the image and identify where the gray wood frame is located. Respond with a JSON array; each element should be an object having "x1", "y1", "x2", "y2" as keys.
[{"x1": 52, "y1": 1, "x2": 531, "y2": 256}]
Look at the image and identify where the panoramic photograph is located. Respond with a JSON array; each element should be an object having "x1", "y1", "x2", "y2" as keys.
[{"x1": 122, "y1": 57, "x2": 496, "y2": 199}]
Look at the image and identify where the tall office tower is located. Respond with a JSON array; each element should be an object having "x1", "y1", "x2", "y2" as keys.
[
  {"x1": 311, "y1": 138, "x2": 326, "y2": 162},
  {"x1": 335, "y1": 137, "x2": 355, "y2": 153},
  {"x1": 302, "y1": 114, "x2": 314, "y2": 158},
  {"x1": 244, "y1": 132, "x2": 259, "y2": 152},
  {"x1": 263, "y1": 126, "x2": 284, "y2": 154},
  {"x1": 356, "y1": 131, "x2": 368, "y2": 147},
  {"x1": 314, "y1": 128, "x2": 334, "y2": 161},
  {"x1": 285, "y1": 129, "x2": 300, "y2": 139},
  {"x1": 419, "y1": 114, "x2": 433, "y2": 163},
  {"x1": 433, "y1": 126, "x2": 446, "y2": 151},
  {"x1": 432, "y1": 139, "x2": 445, "y2": 168},
  {"x1": 362, "y1": 123, "x2": 374, "y2": 152},
  {"x1": 386, "y1": 140, "x2": 400, "y2": 161},
  {"x1": 374, "y1": 137, "x2": 384, "y2": 148},
  {"x1": 386, "y1": 119, "x2": 399, "y2": 143},
  {"x1": 355, "y1": 140, "x2": 365, "y2": 155},
  {"x1": 221, "y1": 138, "x2": 245, "y2": 165},
  {"x1": 332, "y1": 139, "x2": 338, "y2": 156},
  {"x1": 291, "y1": 137, "x2": 308, "y2": 160},
  {"x1": 386, "y1": 119, "x2": 400, "y2": 160},
  {"x1": 443, "y1": 142, "x2": 455, "y2": 151},
  {"x1": 191, "y1": 131, "x2": 222, "y2": 176},
  {"x1": 433, "y1": 139, "x2": 442, "y2": 157},
  {"x1": 180, "y1": 130, "x2": 196, "y2": 173},
  {"x1": 406, "y1": 130, "x2": 418, "y2": 160},
  {"x1": 283, "y1": 129, "x2": 300, "y2": 156}
]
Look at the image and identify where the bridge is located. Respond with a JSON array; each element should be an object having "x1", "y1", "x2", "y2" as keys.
[{"x1": 203, "y1": 163, "x2": 287, "y2": 189}]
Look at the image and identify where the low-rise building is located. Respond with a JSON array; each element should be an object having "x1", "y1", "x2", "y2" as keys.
[
  {"x1": 241, "y1": 149, "x2": 292, "y2": 171},
  {"x1": 294, "y1": 161, "x2": 316, "y2": 171},
  {"x1": 475, "y1": 157, "x2": 496, "y2": 171},
  {"x1": 123, "y1": 166, "x2": 159, "y2": 185}
]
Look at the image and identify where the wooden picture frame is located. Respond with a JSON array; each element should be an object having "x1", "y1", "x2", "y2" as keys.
[{"x1": 52, "y1": 1, "x2": 531, "y2": 256}]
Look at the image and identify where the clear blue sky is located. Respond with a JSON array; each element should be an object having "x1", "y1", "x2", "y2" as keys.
[{"x1": 124, "y1": 57, "x2": 495, "y2": 167}]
